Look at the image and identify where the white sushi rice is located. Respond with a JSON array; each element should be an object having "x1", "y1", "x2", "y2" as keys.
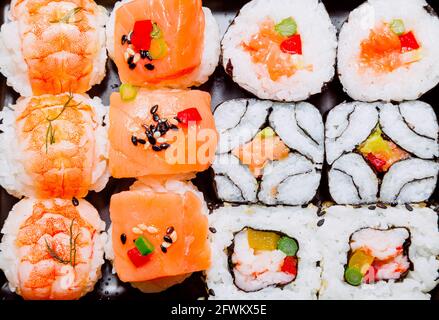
[
  {"x1": 338, "y1": 0, "x2": 439, "y2": 101},
  {"x1": 213, "y1": 99, "x2": 324, "y2": 206},
  {"x1": 206, "y1": 204, "x2": 321, "y2": 300},
  {"x1": 318, "y1": 205, "x2": 439, "y2": 300},
  {"x1": 326, "y1": 100, "x2": 439, "y2": 204},
  {"x1": 221, "y1": 0, "x2": 337, "y2": 101},
  {"x1": 0, "y1": 94, "x2": 110, "y2": 199},
  {"x1": 106, "y1": 0, "x2": 220, "y2": 88},
  {"x1": 0, "y1": 198, "x2": 107, "y2": 298},
  {"x1": 0, "y1": 2, "x2": 108, "y2": 97}
]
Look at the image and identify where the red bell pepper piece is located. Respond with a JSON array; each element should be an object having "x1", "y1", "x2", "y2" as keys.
[
  {"x1": 280, "y1": 34, "x2": 302, "y2": 55},
  {"x1": 176, "y1": 108, "x2": 202, "y2": 126},
  {"x1": 399, "y1": 31, "x2": 420, "y2": 52},
  {"x1": 127, "y1": 247, "x2": 151, "y2": 267},
  {"x1": 364, "y1": 265, "x2": 376, "y2": 284},
  {"x1": 281, "y1": 256, "x2": 297, "y2": 276},
  {"x1": 367, "y1": 153, "x2": 387, "y2": 172},
  {"x1": 131, "y1": 20, "x2": 153, "y2": 51}
]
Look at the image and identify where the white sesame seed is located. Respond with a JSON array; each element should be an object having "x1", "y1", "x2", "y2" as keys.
[
  {"x1": 124, "y1": 52, "x2": 130, "y2": 61},
  {"x1": 157, "y1": 137, "x2": 167, "y2": 144},
  {"x1": 132, "y1": 227, "x2": 143, "y2": 235},
  {"x1": 128, "y1": 125, "x2": 140, "y2": 133},
  {"x1": 143, "y1": 142, "x2": 151, "y2": 150},
  {"x1": 169, "y1": 118, "x2": 178, "y2": 126},
  {"x1": 161, "y1": 241, "x2": 171, "y2": 248},
  {"x1": 146, "y1": 226, "x2": 158, "y2": 234},
  {"x1": 127, "y1": 48, "x2": 135, "y2": 56},
  {"x1": 170, "y1": 231, "x2": 177, "y2": 242},
  {"x1": 138, "y1": 223, "x2": 148, "y2": 231},
  {"x1": 153, "y1": 131, "x2": 161, "y2": 138},
  {"x1": 133, "y1": 53, "x2": 141, "y2": 63}
]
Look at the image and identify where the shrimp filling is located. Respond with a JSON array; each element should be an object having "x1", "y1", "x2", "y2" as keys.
[
  {"x1": 359, "y1": 20, "x2": 422, "y2": 74},
  {"x1": 15, "y1": 200, "x2": 98, "y2": 300},
  {"x1": 344, "y1": 228, "x2": 411, "y2": 286},
  {"x1": 229, "y1": 228, "x2": 298, "y2": 292}
]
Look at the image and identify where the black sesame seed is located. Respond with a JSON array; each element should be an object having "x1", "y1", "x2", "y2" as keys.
[
  {"x1": 317, "y1": 219, "x2": 325, "y2": 227},
  {"x1": 140, "y1": 50, "x2": 151, "y2": 60},
  {"x1": 353, "y1": 204, "x2": 362, "y2": 209},
  {"x1": 150, "y1": 105, "x2": 158, "y2": 114},
  {"x1": 160, "y1": 143, "x2": 170, "y2": 150},
  {"x1": 166, "y1": 226, "x2": 174, "y2": 234},
  {"x1": 377, "y1": 202, "x2": 387, "y2": 209},
  {"x1": 152, "y1": 145, "x2": 161, "y2": 152},
  {"x1": 129, "y1": 63, "x2": 136, "y2": 70},
  {"x1": 145, "y1": 63, "x2": 155, "y2": 70},
  {"x1": 131, "y1": 136, "x2": 138, "y2": 146},
  {"x1": 127, "y1": 55, "x2": 134, "y2": 64},
  {"x1": 150, "y1": 124, "x2": 156, "y2": 132},
  {"x1": 153, "y1": 114, "x2": 160, "y2": 122},
  {"x1": 160, "y1": 245, "x2": 167, "y2": 253},
  {"x1": 121, "y1": 35, "x2": 128, "y2": 45},
  {"x1": 170, "y1": 124, "x2": 179, "y2": 131},
  {"x1": 391, "y1": 203, "x2": 397, "y2": 207},
  {"x1": 368, "y1": 205, "x2": 376, "y2": 210},
  {"x1": 208, "y1": 289, "x2": 215, "y2": 296},
  {"x1": 72, "y1": 197, "x2": 79, "y2": 207},
  {"x1": 137, "y1": 139, "x2": 146, "y2": 145},
  {"x1": 120, "y1": 233, "x2": 127, "y2": 245},
  {"x1": 209, "y1": 227, "x2": 217, "y2": 234},
  {"x1": 163, "y1": 235, "x2": 173, "y2": 243},
  {"x1": 405, "y1": 204, "x2": 414, "y2": 212},
  {"x1": 317, "y1": 210, "x2": 326, "y2": 217},
  {"x1": 148, "y1": 136, "x2": 156, "y2": 145}
]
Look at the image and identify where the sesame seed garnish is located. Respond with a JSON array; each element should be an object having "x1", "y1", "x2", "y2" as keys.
[
  {"x1": 160, "y1": 245, "x2": 167, "y2": 253},
  {"x1": 138, "y1": 224, "x2": 147, "y2": 231},
  {"x1": 153, "y1": 114, "x2": 160, "y2": 122},
  {"x1": 153, "y1": 131, "x2": 161, "y2": 138},
  {"x1": 120, "y1": 233, "x2": 127, "y2": 244},
  {"x1": 143, "y1": 142, "x2": 151, "y2": 149},
  {"x1": 368, "y1": 205, "x2": 376, "y2": 210},
  {"x1": 169, "y1": 118, "x2": 178, "y2": 126},
  {"x1": 145, "y1": 63, "x2": 155, "y2": 70},
  {"x1": 209, "y1": 227, "x2": 217, "y2": 234},
  {"x1": 376, "y1": 202, "x2": 387, "y2": 209},
  {"x1": 163, "y1": 235, "x2": 173, "y2": 243},
  {"x1": 170, "y1": 231, "x2": 177, "y2": 242},
  {"x1": 133, "y1": 53, "x2": 141, "y2": 63},
  {"x1": 137, "y1": 138, "x2": 147, "y2": 145},
  {"x1": 208, "y1": 289, "x2": 215, "y2": 296},
  {"x1": 132, "y1": 227, "x2": 143, "y2": 235},
  {"x1": 72, "y1": 197, "x2": 79, "y2": 207},
  {"x1": 152, "y1": 145, "x2": 161, "y2": 152},
  {"x1": 131, "y1": 136, "x2": 138, "y2": 146},
  {"x1": 405, "y1": 204, "x2": 413, "y2": 212},
  {"x1": 159, "y1": 143, "x2": 170, "y2": 150},
  {"x1": 150, "y1": 105, "x2": 158, "y2": 114},
  {"x1": 127, "y1": 48, "x2": 135, "y2": 56},
  {"x1": 166, "y1": 226, "x2": 174, "y2": 234},
  {"x1": 146, "y1": 226, "x2": 158, "y2": 234},
  {"x1": 157, "y1": 137, "x2": 167, "y2": 144},
  {"x1": 129, "y1": 63, "x2": 136, "y2": 70},
  {"x1": 317, "y1": 219, "x2": 325, "y2": 227},
  {"x1": 121, "y1": 35, "x2": 128, "y2": 45},
  {"x1": 124, "y1": 52, "x2": 130, "y2": 61}
]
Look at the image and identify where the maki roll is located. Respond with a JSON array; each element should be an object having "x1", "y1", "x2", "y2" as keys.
[
  {"x1": 325, "y1": 101, "x2": 439, "y2": 205},
  {"x1": 108, "y1": 88, "x2": 218, "y2": 178},
  {"x1": 0, "y1": 0, "x2": 108, "y2": 96},
  {"x1": 318, "y1": 205, "x2": 439, "y2": 299},
  {"x1": 213, "y1": 99, "x2": 324, "y2": 205},
  {"x1": 338, "y1": 0, "x2": 439, "y2": 101},
  {"x1": 0, "y1": 198, "x2": 107, "y2": 300},
  {"x1": 0, "y1": 93, "x2": 109, "y2": 199},
  {"x1": 221, "y1": 0, "x2": 337, "y2": 101},
  {"x1": 206, "y1": 205, "x2": 321, "y2": 299},
  {"x1": 106, "y1": 178, "x2": 210, "y2": 293},
  {"x1": 106, "y1": 0, "x2": 220, "y2": 89}
]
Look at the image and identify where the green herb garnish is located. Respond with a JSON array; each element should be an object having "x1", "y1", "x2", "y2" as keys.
[
  {"x1": 44, "y1": 93, "x2": 81, "y2": 153},
  {"x1": 45, "y1": 218, "x2": 80, "y2": 267},
  {"x1": 150, "y1": 23, "x2": 162, "y2": 39},
  {"x1": 275, "y1": 17, "x2": 298, "y2": 37},
  {"x1": 50, "y1": 7, "x2": 83, "y2": 24}
]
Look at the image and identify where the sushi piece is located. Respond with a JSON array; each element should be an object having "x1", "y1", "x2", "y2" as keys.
[
  {"x1": 338, "y1": 0, "x2": 439, "y2": 102},
  {"x1": 206, "y1": 205, "x2": 321, "y2": 299},
  {"x1": 326, "y1": 101, "x2": 439, "y2": 205},
  {"x1": 106, "y1": 0, "x2": 220, "y2": 89},
  {"x1": 0, "y1": 0, "x2": 108, "y2": 96},
  {"x1": 213, "y1": 99, "x2": 324, "y2": 205},
  {"x1": 318, "y1": 205, "x2": 439, "y2": 299},
  {"x1": 221, "y1": 0, "x2": 337, "y2": 101},
  {"x1": 0, "y1": 93, "x2": 110, "y2": 199},
  {"x1": 0, "y1": 198, "x2": 107, "y2": 300},
  {"x1": 108, "y1": 88, "x2": 218, "y2": 178},
  {"x1": 105, "y1": 178, "x2": 210, "y2": 293}
]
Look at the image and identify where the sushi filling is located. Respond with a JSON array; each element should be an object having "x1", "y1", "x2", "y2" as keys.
[
  {"x1": 229, "y1": 228, "x2": 298, "y2": 292},
  {"x1": 344, "y1": 228, "x2": 411, "y2": 286},
  {"x1": 243, "y1": 17, "x2": 311, "y2": 81},
  {"x1": 232, "y1": 127, "x2": 289, "y2": 177},
  {"x1": 357, "y1": 126, "x2": 409, "y2": 173},
  {"x1": 360, "y1": 20, "x2": 421, "y2": 73}
]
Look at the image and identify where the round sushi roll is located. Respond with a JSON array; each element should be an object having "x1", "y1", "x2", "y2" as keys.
[
  {"x1": 0, "y1": 93, "x2": 110, "y2": 199},
  {"x1": 0, "y1": 198, "x2": 107, "y2": 300},
  {"x1": 338, "y1": 0, "x2": 439, "y2": 101},
  {"x1": 0, "y1": 0, "x2": 108, "y2": 96},
  {"x1": 325, "y1": 101, "x2": 439, "y2": 205},
  {"x1": 105, "y1": 178, "x2": 210, "y2": 293},
  {"x1": 106, "y1": 0, "x2": 220, "y2": 89},
  {"x1": 206, "y1": 205, "x2": 321, "y2": 300},
  {"x1": 318, "y1": 205, "x2": 439, "y2": 299},
  {"x1": 213, "y1": 99, "x2": 324, "y2": 205},
  {"x1": 221, "y1": 0, "x2": 337, "y2": 101}
]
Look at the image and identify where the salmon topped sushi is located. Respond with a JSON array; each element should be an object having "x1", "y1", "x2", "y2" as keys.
[
  {"x1": 0, "y1": 198, "x2": 106, "y2": 300},
  {"x1": 106, "y1": 0, "x2": 220, "y2": 89},
  {"x1": 106, "y1": 179, "x2": 210, "y2": 293},
  {"x1": 0, "y1": 93, "x2": 109, "y2": 199},
  {"x1": 0, "y1": 0, "x2": 108, "y2": 96},
  {"x1": 108, "y1": 88, "x2": 218, "y2": 178}
]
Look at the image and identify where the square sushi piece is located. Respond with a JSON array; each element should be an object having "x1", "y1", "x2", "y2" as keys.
[
  {"x1": 318, "y1": 205, "x2": 439, "y2": 300},
  {"x1": 106, "y1": 178, "x2": 211, "y2": 293},
  {"x1": 206, "y1": 205, "x2": 321, "y2": 299},
  {"x1": 213, "y1": 99, "x2": 324, "y2": 206},
  {"x1": 325, "y1": 101, "x2": 439, "y2": 205},
  {"x1": 108, "y1": 88, "x2": 218, "y2": 178}
]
